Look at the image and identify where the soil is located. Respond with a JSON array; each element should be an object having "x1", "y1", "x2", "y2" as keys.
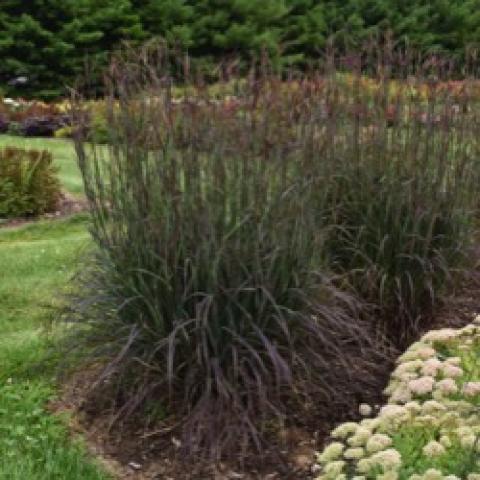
[
  {"x1": 51, "y1": 371, "x2": 346, "y2": 480},
  {"x1": 0, "y1": 192, "x2": 87, "y2": 229},
  {"x1": 50, "y1": 264, "x2": 480, "y2": 479}
]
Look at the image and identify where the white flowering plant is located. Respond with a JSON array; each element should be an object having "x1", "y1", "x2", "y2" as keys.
[{"x1": 314, "y1": 317, "x2": 480, "y2": 479}]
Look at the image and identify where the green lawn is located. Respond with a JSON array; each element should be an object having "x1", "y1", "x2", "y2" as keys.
[
  {"x1": 0, "y1": 135, "x2": 83, "y2": 196},
  {"x1": 0, "y1": 139, "x2": 110, "y2": 479},
  {"x1": 0, "y1": 132, "x2": 110, "y2": 478},
  {"x1": 0, "y1": 215, "x2": 109, "y2": 479}
]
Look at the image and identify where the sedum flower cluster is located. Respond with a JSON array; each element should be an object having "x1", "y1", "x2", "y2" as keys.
[{"x1": 314, "y1": 316, "x2": 480, "y2": 479}]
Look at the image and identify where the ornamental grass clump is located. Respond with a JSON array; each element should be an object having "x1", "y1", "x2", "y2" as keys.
[
  {"x1": 68, "y1": 40, "x2": 480, "y2": 463},
  {"x1": 0, "y1": 147, "x2": 61, "y2": 218},
  {"x1": 68, "y1": 44, "x2": 383, "y2": 461},
  {"x1": 320, "y1": 45, "x2": 480, "y2": 345}
]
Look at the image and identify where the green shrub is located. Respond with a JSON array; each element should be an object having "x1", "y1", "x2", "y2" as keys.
[
  {"x1": 54, "y1": 126, "x2": 74, "y2": 139},
  {"x1": 7, "y1": 121, "x2": 22, "y2": 137},
  {"x1": 0, "y1": 147, "x2": 61, "y2": 218},
  {"x1": 68, "y1": 45, "x2": 383, "y2": 461},
  {"x1": 88, "y1": 103, "x2": 109, "y2": 144}
]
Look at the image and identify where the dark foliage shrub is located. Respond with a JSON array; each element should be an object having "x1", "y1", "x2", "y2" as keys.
[
  {"x1": 6, "y1": 121, "x2": 21, "y2": 136},
  {"x1": 0, "y1": 147, "x2": 61, "y2": 218},
  {"x1": 20, "y1": 115, "x2": 69, "y2": 137},
  {"x1": 69, "y1": 45, "x2": 385, "y2": 461},
  {"x1": 0, "y1": 117, "x2": 8, "y2": 133},
  {"x1": 0, "y1": 100, "x2": 71, "y2": 137}
]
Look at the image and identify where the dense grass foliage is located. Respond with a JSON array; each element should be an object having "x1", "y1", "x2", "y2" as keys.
[
  {"x1": 0, "y1": 147, "x2": 61, "y2": 218},
  {"x1": 68, "y1": 44, "x2": 480, "y2": 462},
  {"x1": 320, "y1": 73, "x2": 480, "y2": 343},
  {"x1": 69, "y1": 47, "x2": 386, "y2": 460},
  {"x1": 2, "y1": 0, "x2": 480, "y2": 97},
  {"x1": 0, "y1": 216, "x2": 109, "y2": 479}
]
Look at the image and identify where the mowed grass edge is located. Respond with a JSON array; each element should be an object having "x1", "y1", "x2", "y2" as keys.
[{"x1": 0, "y1": 214, "x2": 110, "y2": 479}]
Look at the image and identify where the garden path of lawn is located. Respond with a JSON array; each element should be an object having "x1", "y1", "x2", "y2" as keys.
[
  {"x1": 0, "y1": 215, "x2": 110, "y2": 479},
  {"x1": 0, "y1": 132, "x2": 110, "y2": 477}
]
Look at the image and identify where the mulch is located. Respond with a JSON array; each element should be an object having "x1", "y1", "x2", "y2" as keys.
[{"x1": 0, "y1": 192, "x2": 87, "y2": 230}]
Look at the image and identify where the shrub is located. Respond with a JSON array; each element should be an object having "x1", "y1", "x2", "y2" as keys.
[
  {"x1": 20, "y1": 115, "x2": 69, "y2": 137},
  {"x1": 6, "y1": 121, "x2": 22, "y2": 137},
  {"x1": 54, "y1": 126, "x2": 74, "y2": 139},
  {"x1": 68, "y1": 45, "x2": 384, "y2": 461},
  {"x1": 0, "y1": 117, "x2": 8, "y2": 133},
  {"x1": 5, "y1": 100, "x2": 62, "y2": 122},
  {"x1": 0, "y1": 147, "x2": 61, "y2": 218},
  {"x1": 87, "y1": 104, "x2": 109, "y2": 144},
  {"x1": 0, "y1": 99, "x2": 70, "y2": 137}
]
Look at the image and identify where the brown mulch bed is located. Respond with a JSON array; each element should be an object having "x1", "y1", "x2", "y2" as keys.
[
  {"x1": 51, "y1": 369, "x2": 348, "y2": 480},
  {"x1": 52, "y1": 358, "x2": 391, "y2": 479},
  {"x1": 0, "y1": 192, "x2": 87, "y2": 229},
  {"x1": 50, "y1": 271, "x2": 480, "y2": 479}
]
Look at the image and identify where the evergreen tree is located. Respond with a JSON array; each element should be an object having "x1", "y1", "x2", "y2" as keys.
[
  {"x1": 189, "y1": 0, "x2": 287, "y2": 58},
  {"x1": 133, "y1": 0, "x2": 193, "y2": 47},
  {"x1": 281, "y1": 0, "x2": 328, "y2": 64},
  {"x1": 0, "y1": 0, "x2": 143, "y2": 98},
  {"x1": 0, "y1": 0, "x2": 478, "y2": 98},
  {"x1": 73, "y1": 0, "x2": 144, "y2": 61},
  {"x1": 0, "y1": 0, "x2": 77, "y2": 97}
]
